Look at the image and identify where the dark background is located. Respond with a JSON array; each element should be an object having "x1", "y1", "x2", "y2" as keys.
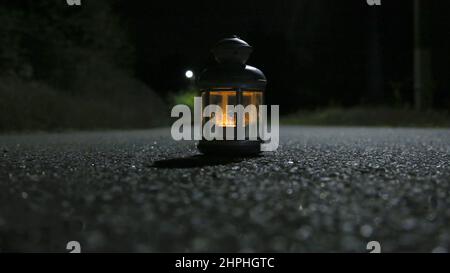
[{"x1": 0, "y1": 0, "x2": 449, "y2": 131}]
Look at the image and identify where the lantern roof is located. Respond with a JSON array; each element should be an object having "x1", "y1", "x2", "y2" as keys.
[
  {"x1": 199, "y1": 36, "x2": 267, "y2": 90},
  {"x1": 212, "y1": 35, "x2": 253, "y2": 64}
]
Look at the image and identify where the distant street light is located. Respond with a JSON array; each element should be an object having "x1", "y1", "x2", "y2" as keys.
[{"x1": 185, "y1": 70, "x2": 194, "y2": 79}]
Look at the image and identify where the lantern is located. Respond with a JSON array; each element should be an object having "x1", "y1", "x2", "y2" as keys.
[{"x1": 198, "y1": 36, "x2": 267, "y2": 155}]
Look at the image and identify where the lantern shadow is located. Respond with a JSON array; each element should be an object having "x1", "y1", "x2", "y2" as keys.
[{"x1": 152, "y1": 155, "x2": 258, "y2": 169}]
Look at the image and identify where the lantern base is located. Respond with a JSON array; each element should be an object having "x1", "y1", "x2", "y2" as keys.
[{"x1": 198, "y1": 140, "x2": 261, "y2": 156}]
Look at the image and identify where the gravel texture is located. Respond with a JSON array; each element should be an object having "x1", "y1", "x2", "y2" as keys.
[{"x1": 0, "y1": 126, "x2": 449, "y2": 253}]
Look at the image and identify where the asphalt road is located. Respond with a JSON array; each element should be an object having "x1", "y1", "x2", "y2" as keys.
[{"x1": 0, "y1": 126, "x2": 449, "y2": 253}]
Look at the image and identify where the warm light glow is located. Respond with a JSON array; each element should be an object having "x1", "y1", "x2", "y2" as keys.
[
  {"x1": 217, "y1": 110, "x2": 236, "y2": 127},
  {"x1": 185, "y1": 70, "x2": 194, "y2": 79},
  {"x1": 209, "y1": 91, "x2": 236, "y2": 127},
  {"x1": 205, "y1": 91, "x2": 263, "y2": 128}
]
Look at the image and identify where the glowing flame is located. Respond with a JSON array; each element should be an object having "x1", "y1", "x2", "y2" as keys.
[
  {"x1": 215, "y1": 107, "x2": 236, "y2": 127},
  {"x1": 206, "y1": 90, "x2": 262, "y2": 128}
]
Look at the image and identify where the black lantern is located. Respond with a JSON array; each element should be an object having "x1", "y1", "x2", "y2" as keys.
[{"x1": 198, "y1": 36, "x2": 267, "y2": 155}]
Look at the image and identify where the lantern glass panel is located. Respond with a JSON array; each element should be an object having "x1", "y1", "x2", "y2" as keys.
[
  {"x1": 208, "y1": 91, "x2": 237, "y2": 127},
  {"x1": 242, "y1": 91, "x2": 263, "y2": 126}
]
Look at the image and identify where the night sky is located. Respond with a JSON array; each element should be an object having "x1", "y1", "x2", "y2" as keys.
[
  {"x1": 1, "y1": 0, "x2": 449, "y2": 115},
  {"x1": 112, "y1": 0, "x2": 449, "y2": 112}
]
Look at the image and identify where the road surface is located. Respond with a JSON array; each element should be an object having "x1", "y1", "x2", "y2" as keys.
[{"x1": 0, "y1": 126, "x2": 449, "y2": 252}]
